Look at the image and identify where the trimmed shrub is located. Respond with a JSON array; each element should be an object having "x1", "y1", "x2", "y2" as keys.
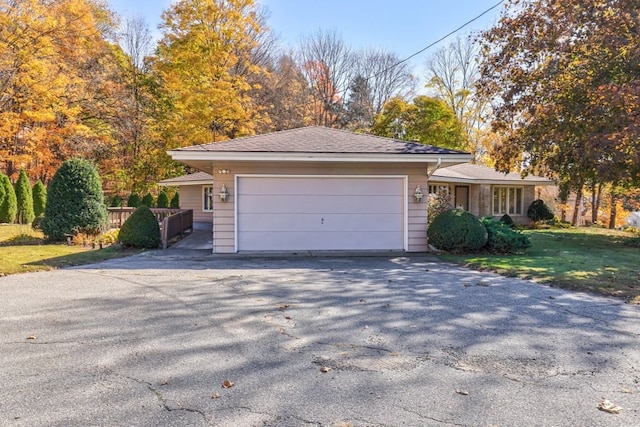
[
  {"x1": 499, "y1": 213, "x2": 515, "y2": 228},
  {"x1": 141, "y1": 192, "x2": 154, "y2": 207},
  {"x1": 110, "y1": 195, "x2": 123, "y2": 207},
  {"x1": 118, "y1": 205, "x2": 160, "y2": 248},
  {"x1": 156, "y1": 190, "x2": 169, "y2": 208},
  {"x1": 427, "y1": 209, "x2": 488, "y2": 252},
  {"x1": 127, "y1": 193, "x2": 140, "y2": 207},
  {"x1": 482, "y1": 217, "x2": 531, "y2": 254},
  {"x1": 527, "y1": 199, "x2": 555, "y2": 222},
  {"x1": 41, "y1": 158, "x2": 108, "y2": 241},
  {"x1": 170, "y1": 192, "x2": 180, "y2": 208},
  {"x1": 0, "y1": 172, "x2": 17, "y2": 224},
  {"x1": 14, "y1": 169, "x2": 34, "y2": 224},
  {"x1": 32, "y1": 180, "x2": 47, "y2": 217}
]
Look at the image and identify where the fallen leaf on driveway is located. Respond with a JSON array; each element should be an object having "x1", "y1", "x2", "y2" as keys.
[
  {"x1": 211, "y1": 392, "x2": 220, "y2": 399},
  {"x1": 222, "y1": 379, "x2": 234, "y2": 388},
  {"x1": 455, "y1": 389, "x2": 469, "y2": 396},
  {"x1": 26, "y1": 335, "x2": 37, "y2": 340},
  {"x1": 320, "y1": 366, "x2": 331, "y2": 373},
  {"x1": 597, "y1": 397, "x2": 622, "y2": 414}
]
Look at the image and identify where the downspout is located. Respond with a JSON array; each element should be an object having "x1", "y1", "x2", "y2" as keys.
[{"x1": 427, "y1": 157, "x2": 442, "y2": 179}]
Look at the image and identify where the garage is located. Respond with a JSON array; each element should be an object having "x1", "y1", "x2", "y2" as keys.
[
  {"x1": 236, "y1": 176, "x2": 406, "y2": 251},
  {"x1": 167, "y1": 126, "x2": 472, "y2": 253}
]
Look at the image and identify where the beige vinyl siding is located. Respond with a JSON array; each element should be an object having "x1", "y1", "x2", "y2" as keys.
[
  {"x1": 177, "y1": 185, "x2": 213, "y2": 225},
  {"x1": 210, "y1": 161, "x2": 429, "y2": 253}
]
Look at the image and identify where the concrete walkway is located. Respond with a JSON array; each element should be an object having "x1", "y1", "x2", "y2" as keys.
[{"x1": 168, "y1": 229, "x2": 212, "y2": 250}]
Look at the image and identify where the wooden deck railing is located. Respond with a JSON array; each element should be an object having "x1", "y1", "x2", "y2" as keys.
[
  {"x1": 107, "y1": 207, "x2": 183, "y2": 229},
  {"x1": 106, "y1": 207, "x2": 193, "y2": 249},
  {"x1": 161, "y1": 209, "x2": 193, "y2": 249}
]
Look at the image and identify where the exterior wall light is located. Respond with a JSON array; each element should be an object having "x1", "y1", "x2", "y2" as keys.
[
  {"x1": 414, "y1": 185, "x2": 423, "y2": 202},
  {"x1": 218, "y1": 169, "x2": 230, "y2": 174},
  {"x1": 219, "y1": 184, "x2": 229, "y2": 202}
]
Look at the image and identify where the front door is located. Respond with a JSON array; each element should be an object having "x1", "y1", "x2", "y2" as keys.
[{"x1": 455, "y1": 186, "x2": 469, "y2": 211}]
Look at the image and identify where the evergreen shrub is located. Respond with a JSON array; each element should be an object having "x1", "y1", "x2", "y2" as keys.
[
  {"x1": 32, "y1": 180, "x2": 47, "y2": 217},
  {"x1": 527, "y1": 199, "x2": 555, "y2": 223},
  {"x1": 118, "y1": 205, "x2": 160, "y2": 248},
  {"x1": 127, "y1": 193, "x2": 140, "y2": 207},
  {"x1": 15, "y1": 169, "x2": 34, "y2": 224},
  {"x1": 482, "y1": 217, "x2": 531, "y2": 254},
  {"x1": 157, "y1": 190, "x2": 169, "y2": 208},
  {"x1": 141, "y1": 193, "x2": 154, "y2": 207},
  {"x1": 170, "y1": 192, "x2": 180, "y2": 208},
  {"x1": 0, "y1": 173, "x2": 17, "y2": 224},
  {"x1": 41, "y1": 158, "x2": 108, "y2": 241},
  {"x1": 499, "y1": 213, "x2": 515, "y2": 228},
  {"x1": 427, "y1": 209, "x2": 488, "y2": 252}
]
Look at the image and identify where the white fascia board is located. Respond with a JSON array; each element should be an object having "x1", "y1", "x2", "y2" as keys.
[
  {"x1": 430, "y1": 177, "x2": 555, "y2": 185},
  {"x1": 167, "y1": 150, "x2": 472, "y2": 164},
  {"x1": 158, "y1": 180, "x2": 213, "y2": 187}
]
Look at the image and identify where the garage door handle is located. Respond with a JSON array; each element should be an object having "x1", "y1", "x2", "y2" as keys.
[{"x1": 321, "y1": 218, "x2": 324, "y2": 224}]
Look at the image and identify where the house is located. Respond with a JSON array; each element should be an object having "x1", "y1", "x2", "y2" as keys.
[
  {"x1": 164, "y1": 126, "x2": 471, "y2": 253},
  {"x1": 429, "y1": 163, "x2": 555, "y2": 224}
]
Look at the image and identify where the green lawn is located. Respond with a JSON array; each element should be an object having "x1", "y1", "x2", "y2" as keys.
[
  {"x1": 439, "y1": 227, "x2": 640, "y2": 303},
  {"x1": 0, "y1": 225, "x2": 138, "y2": 275}
]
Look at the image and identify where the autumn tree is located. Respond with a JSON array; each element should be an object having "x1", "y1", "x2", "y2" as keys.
[
  {"x1": 425, "y1": 37, "x2": 491, "y2": 162},
  {"x1": 250, "y1": 53, "x2": 313, "y2": 132},
  {"x1": 371, "y1": 96, "x2": 468, "y2": 150},
  {"x1": 478, "y1": 0, "x2": 640, "y2": 225},
  {"x1": 14, "y1": 169, "x2": 34, "y2": 224},
  {"x1": 154, "y1": 0, "x2": 268, "y2": 144},
  {"x1": 298, "y1": 29, "x2": 355, "y2": 127},
  {"x1": 355, "y1": 48, "x2": 415, "y2": 117},
  {"x1": 0, "y1": 0, "x2": 118, "y2": 182}
]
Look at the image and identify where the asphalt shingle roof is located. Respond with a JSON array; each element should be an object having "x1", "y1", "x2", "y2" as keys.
[
  {"x1": 432, "y1": 163, "x2": 554, "y2": 184},
  {"x1": 173, "y1": 126, "x2": 468, "y2": 155}
]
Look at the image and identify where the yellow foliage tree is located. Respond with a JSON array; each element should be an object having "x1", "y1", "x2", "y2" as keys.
[
  {"x1": 0, "y1": 0, "x2": 117, "y2": 182},
  {"x1": 154, "y1": 0, "x2": 268, "y2": 145}
]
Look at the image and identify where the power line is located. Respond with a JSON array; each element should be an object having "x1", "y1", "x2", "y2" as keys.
[{"x1": 367, "y1": 0, "x2": 504, "y2": 81}]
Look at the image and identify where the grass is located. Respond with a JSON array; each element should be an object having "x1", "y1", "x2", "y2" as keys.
[
  {"x1": 439, "y1": 227, "x2": 640, "y2": 303},
  {"x1": 0, "y1": 224, "x2": 139, "y2": 276}
]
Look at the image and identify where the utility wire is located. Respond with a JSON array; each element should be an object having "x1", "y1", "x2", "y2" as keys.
[{"x1": 367, "y1": 0, "x2": 504, "y2": 80}]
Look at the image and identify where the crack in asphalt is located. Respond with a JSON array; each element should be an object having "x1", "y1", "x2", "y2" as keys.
[
  {"x1": 395, "y1": 404, "x2": 469, "y2": 426},
  {"x1": 119, "y1": 374, "x2": 207, "y2": 420}
]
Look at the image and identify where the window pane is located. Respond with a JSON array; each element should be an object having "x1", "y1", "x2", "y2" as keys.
[
  {"x1": 500, "y1": 188, "x2": 507, "y2": 214},
  {"x1": 493, "y1": 188, "x2": 500, "y2": 215},
  {"x1": 516, "y1": 188, "x2": 523, "y2": 214}
]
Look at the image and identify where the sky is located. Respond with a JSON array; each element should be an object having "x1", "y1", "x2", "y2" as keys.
[{"x1": 107, "y1": 0, "x2": 505, "y2": 76}]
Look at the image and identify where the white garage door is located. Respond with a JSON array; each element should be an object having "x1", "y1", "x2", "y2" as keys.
[{"x1": 237, "y1": 176, "x2": 406, "y2": 251}]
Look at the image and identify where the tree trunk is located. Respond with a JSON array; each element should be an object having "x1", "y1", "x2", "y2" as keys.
[
  {"x1": 572, "y1": 186, "x2": 583, "y2": 226},
  {"x1": 609, "y1": 192, "x2": 618, "y2": 229}
]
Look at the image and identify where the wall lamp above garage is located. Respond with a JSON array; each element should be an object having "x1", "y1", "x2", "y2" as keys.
[
  {"x1": 414, "y1": 185, "x2": 423, "y2": 202},
  {"x1": 219, "y1": 184, "x2": 229, "y2": 202}
]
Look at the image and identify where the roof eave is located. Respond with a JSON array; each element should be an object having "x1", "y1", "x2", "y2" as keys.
[
  {"x1": 430, "y1": 176, "x2": 555, "y2": 185},
  {"x1": 167, "y1": 150, "x2": 472, "y2": 164}
]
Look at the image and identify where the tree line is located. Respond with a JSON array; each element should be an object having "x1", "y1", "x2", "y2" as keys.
[{"x1": 0, "y1": 0, "x2": 637, "y2": 227}]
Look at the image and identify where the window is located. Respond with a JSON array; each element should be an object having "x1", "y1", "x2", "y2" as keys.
[
  {"x1": 493, "y1": 186, "x2": 523, "y2": 215},
  {"x1": 203, "y1": 186, "x2": 214, "y2": 211},
  {"x1": 428, "y1": 184, "x2": 450, "y2": 195}
]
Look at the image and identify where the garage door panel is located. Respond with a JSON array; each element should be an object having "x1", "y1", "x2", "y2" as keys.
[
  {"x1": 238, "y1": 195, "x2": 404, "y2": 214},
  {"x1": 241, "y1": 177, "x2": 402, "y2": 196},
  {"x1": 239, "y1": 231, "x2": 404, "y2": 251},
  {"x1": 237, "y1": 176, "x2": 406, "y2": 251},
  {"x1": 238, "y1": 213, "x2": 403, "y2": 232}
]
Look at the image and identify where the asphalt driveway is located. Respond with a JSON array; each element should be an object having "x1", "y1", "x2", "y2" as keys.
[{"x1": 1, "y1": 251, "x2": 639, "y2": 426}]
